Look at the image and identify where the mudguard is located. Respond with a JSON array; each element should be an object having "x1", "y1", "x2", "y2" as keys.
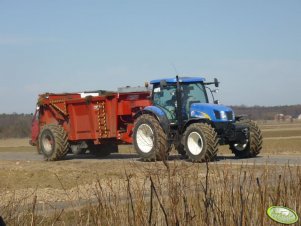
[{"x1": 134, "y1": 106, "x2": 170, "y2": 134}]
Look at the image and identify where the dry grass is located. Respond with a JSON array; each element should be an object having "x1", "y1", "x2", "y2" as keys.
[{"x1": 1, "y1": 162, "x2": 300, "y2": 225}]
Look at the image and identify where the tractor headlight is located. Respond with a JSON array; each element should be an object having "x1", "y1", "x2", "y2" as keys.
[{"x1": 220, "y1": 111, "x2": 227, "y2": 120}]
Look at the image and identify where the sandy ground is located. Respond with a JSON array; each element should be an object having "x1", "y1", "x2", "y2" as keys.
[{"x1": 0, "y1": 138, "x2": 30, "y2": 147}]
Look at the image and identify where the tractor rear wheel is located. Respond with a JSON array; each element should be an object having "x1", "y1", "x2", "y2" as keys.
[
  {"x1": 133, "y1": 114, "x2": 169, "y2": 161},
  {"x1": 184, "y1": 123, "x2": 218, "y2": 162},
  {"x1": 230, "y1": 120, "x2": 262, "y2": 158},
  {"x1": 39, "y1": 124, "x2": 69, "y2": 161}
]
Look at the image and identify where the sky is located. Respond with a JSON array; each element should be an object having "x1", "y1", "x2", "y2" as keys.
[{"x1": 0, "y1": 0, "x2": 300, "y2": 113}]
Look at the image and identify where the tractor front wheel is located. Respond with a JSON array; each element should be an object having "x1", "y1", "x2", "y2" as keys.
[
  {"x1": 39, "y1": 124, "x2": 69, "y2": 161},
  {"x1": 184, "y1": 123, "x2": 218, "y2": 162},
  {"x1": 230, "y1": 120, "x2": 262, "y2": 158},
  {"x1": 133, "y1": 114, "x2": 169, "y2": 161}
]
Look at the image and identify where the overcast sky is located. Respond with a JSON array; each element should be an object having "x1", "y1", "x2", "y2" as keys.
[{"x1": 0, "y1": 0, "x2": 300, "y2": 113}]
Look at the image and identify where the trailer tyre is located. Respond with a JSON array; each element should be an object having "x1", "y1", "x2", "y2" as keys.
[
  {"x1": 36, "y1": 141, "x2": 42, "y2": 154},
  {"x1": 184, "y1": 123, "x2": 218, "y2": 162},
  {"x1": 39, "y1": 124, "x2": 69, "y2": 161},
  {"x1": 133, "y1": 114, "x2": 169, "y2": 161},
  {"x1": 230, "y1": 120, "x2": 262, "y2": 158}
]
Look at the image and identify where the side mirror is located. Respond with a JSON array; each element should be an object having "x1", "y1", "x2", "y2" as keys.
[
  {"x1": 214, "y1": 78, "x2": 219, "y2": 87},
  {"x1": 160, "y1": 80, "x2": 167, "y2": 88}
]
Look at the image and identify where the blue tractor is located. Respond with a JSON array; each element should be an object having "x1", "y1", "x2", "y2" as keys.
[{"x1": 133, "y1": 76, "x2": 263, "y2": 162}]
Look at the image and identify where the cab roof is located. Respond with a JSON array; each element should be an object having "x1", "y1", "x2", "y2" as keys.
[{"x1": 150, "y1": 77, "x2": 206, "y2": 84}]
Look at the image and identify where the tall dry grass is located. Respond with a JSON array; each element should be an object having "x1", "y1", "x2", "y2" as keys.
[{"x1": 1, "y1": 161, "x2": 300, "y2": 225}]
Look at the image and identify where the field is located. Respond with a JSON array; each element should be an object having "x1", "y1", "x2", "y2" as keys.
[{"x1": 0, "y1": 121, "x2": 300, "y2": 225}]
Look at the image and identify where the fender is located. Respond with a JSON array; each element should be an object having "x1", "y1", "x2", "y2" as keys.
[
  {"x1": 182, "y1": 118, "x2": 211, "y2": 133},
  {"x1": 134, "y1": 106, "x2": 170, "y2": 134}
]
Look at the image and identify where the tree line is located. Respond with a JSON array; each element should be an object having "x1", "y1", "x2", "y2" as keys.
[
  {"x1": 0, "y1": 105, "x2": 300, "y2": 138},
  {"x1": 0, "y1": 113, "x2": 33, "y2": 139},
  {"x1": 232, "y1": 105, "x2": 301, "y2": 120}
]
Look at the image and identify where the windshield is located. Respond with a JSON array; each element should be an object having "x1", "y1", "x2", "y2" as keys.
[{"x1": 181, "y1": 82, "x2": 208, "y2": 104}]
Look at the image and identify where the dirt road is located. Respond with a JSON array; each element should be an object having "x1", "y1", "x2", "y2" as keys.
[{"x1": 0, "y1": 151, "x2": 300, "y2": 166}]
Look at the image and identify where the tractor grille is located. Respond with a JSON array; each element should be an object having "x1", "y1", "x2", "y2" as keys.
[
  {"x1": 214, "y1": 110, "x2": 234, "y2": 120},
  {"x1": 226, "y1": 111, "x2": 234, "y2": 120},
  {"x1": 214, "y1": 110, "x2": 221, "y2": 120}
]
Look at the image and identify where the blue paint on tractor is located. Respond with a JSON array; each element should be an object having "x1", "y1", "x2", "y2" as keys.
[
  {"x1": 190, "y1": 103, "x2": 235, "y2": 122},
  {"x1": 144, "y1": 106, "x2": 166, "y2": 116},
  {"x1": 150, "y1": 77, "x2": 205, "y2": 84}
]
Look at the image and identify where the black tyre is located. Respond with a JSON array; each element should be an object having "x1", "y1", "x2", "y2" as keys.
[
  {"x1": 133, "y1": 114, "x2": 169, "y2": 161},
  {"x1": 39, "y1": 124, "x2": 69, "y2": 161},
  {"x1": 184, "y1": 123, "x2": 218, "y2": 162},
  {"x1": 36, "y1": 141, "x2": 42, "y2": 154},
  {"x1": 70, "y1": 145, "x2": 87, "y2": 155},
  {"x1": 89, "y1": 142, "x2": 118, "y2": 157},
  {"x1": 230, "y1": 120, "x2": 262, "y2": 158}
]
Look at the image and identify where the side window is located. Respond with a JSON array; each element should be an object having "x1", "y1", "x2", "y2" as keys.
[
  {"x1": 153, "y1": 86, "x2": 176, "y2": 107},
  {"x1": 153, "y1": 85, "x2": 177, "y2": 120}
]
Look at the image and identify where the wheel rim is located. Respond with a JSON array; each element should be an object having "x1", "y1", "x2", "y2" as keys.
[
  {"x1": 234, "y1": 142, "x2": 248, "y2": 151},
  {"x1": 136, "y1": 124, "x2": 154, "y2": 153},
  {"x1": 42, "y1": 133, "x2": 54, "y2": 154},
  {"x1": 187, "y1": 132, "x2": 204, "y2": 155}
]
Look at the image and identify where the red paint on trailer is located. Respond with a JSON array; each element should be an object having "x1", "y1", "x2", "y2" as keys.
[{"x1": 30, "y1": 90, "x2": 151, "y2": 146}]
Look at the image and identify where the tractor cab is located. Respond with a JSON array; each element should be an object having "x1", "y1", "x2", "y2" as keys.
[
  {"x1": 151, "y1": 77, "x2": 208, "y2": 122},
  {"x1": 150, "y1": 77, "x2": 234, "y2": 125}
]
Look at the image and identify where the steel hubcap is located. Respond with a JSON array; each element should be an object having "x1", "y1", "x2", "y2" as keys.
[
  {"x1": 136, "y1": 124, "x2": 154, "y2": 153},
  {"x1": 187, "y1": 132, "x2": 204, "y2": 155},
  {"x1": 42, "y1": 134, "x2": 54, "y2": 153}
]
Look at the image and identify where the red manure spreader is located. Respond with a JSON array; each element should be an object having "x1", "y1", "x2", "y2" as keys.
[{"x1": 30, "y1": 88, "x2": 151, "y2": 160}]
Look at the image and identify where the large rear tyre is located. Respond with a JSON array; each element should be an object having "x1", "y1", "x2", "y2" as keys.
[
  {"x1": 133, "y1": 114, "x2": 169, "y2": 161},
  {"x1": 39, "y1": 124, "x2": 69, "y2": 161},
  {"x1": 184, "y1": 123, "x2": 218, "y2": 162},
  {"x1": 230, "y1": 120, "x2": 262, "y2": 158}
]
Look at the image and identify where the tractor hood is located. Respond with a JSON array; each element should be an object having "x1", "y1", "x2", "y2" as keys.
[{"x1": 190, "y1": 103, "x2": 235, "y2": 122}]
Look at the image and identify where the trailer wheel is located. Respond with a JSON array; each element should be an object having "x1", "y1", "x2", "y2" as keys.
[
  {"x1": 230, "y1": 120, "x2": 262, "y2": 158},
  {"x1": 184, "y1": 123, "x2": 218, "y2": 162},
  {"x1": 39, "y1": 124, "x2": 69, "y2": 161},
  {"x1": 133, "y1": 114, "x2": 169, "y2": 161}
]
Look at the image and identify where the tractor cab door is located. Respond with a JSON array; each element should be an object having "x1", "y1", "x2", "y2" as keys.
[
  {"x1": 181, "y1": 83, "x2": 208, "y2": 119},
  {"x1": 152, "y1": 85, "x2": 177, "y2": 121}
]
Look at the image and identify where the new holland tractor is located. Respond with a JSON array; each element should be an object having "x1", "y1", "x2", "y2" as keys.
[{"x1": 133, "y1": 76, "x2": 263, "y2": 162}]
